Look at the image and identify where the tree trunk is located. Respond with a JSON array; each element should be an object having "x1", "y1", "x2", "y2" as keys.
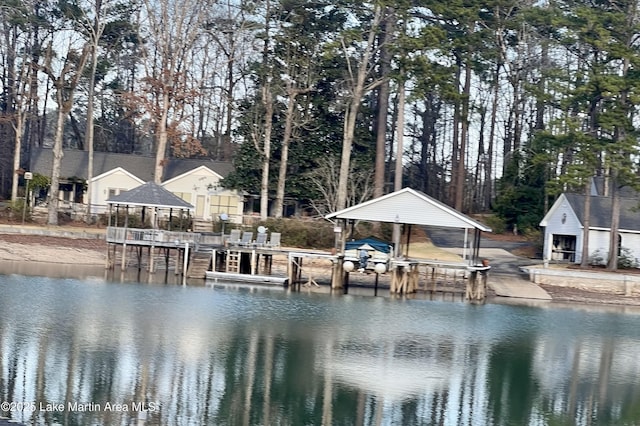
[
  {"x1": 260, "y1": 83, "x2": 273, "y2": 220},
  {"x1": 47, "y1": 104, "x2": 67, "y2": 225},
  {"x1": 449, "y1": 57, "x2": 461, "y2": 207},
  {"x1": 85, "y1": 5, "x2": 106, "y2": 221},
  {"x1": 580, "y1": 180, "x2": 591, "y2": 268},
  {"x1": 44, "y1": 45, "x2": 90, "y2": 225},
  {"x1": 273, "y1": 89, "x2": 298, "y2": 218},
  {"x1": 485, "y1": 63, "x2": 499, "y2": 210},
  {"x1": 335, "y1": 5, "x2": 382, "y2": 212},
  {"x1": 5, "y1": 22, "x2": 18, "y2": 202},
  {"x1": 456, "y1": 59, "x2": 471, "y2": 211},
  {"x1": 606, "y1": 177, "x2": 620, "y2": 271},
  {"x1": 154, "y1": 90, "x2": 170, "y2": 183},
  {"x1": 373, "y1": 8, "x2": 394, "y2": 199},
  {"x1": 11, "y1": 113, "x2": 24, "y2": 203},
  {"x1": 392, "y1": 80, "x2": 405, "y2": 256}
]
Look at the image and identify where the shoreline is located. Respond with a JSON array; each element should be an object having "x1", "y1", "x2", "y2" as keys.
[{"x1": 1, "y1": 232, "x2": 640, "y2": 307}]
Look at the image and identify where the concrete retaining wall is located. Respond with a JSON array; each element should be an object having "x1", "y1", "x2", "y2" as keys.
[
  {"x1": 525, "y1": 266, "x2": 640, "y2": 296},
  {"x1": 0, "y1": 225, "x2": 105, "y2": 240}
]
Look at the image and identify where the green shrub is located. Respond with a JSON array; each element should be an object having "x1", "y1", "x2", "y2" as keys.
[
  {"x1": 254, "y1": 218, "x2": 336, "y2": 249},
  {"x1": 589, "y1": 248, "x2": 638, "y2": 269},
  {"x1": 589, "y1": 250, "x2": 605, "y2": 266},
  {"x1": 618, "y1": 248, "x2": 638, "y2": 269},
  {"x1": 1, "y1": 199, "x2": 31, "y2": 222},
  {"x1": 482, "y1": 215, "x2": 507, "y2": 234}
]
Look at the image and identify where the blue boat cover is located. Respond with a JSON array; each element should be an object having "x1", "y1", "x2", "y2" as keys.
[{"x1": 345, "y1": 237, "x2": 392, "y2": 254}]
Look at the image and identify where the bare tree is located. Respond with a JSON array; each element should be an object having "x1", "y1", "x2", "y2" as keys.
[
  {"x1": 66, "y1": 0, "x2": 120, "y2": 219},
  {"x1": 203, "y1": 0, "x2": 256, "y2": 161},
  {"x1": 0, "y1": 4, "x2": 34, "y2": 202},
  {"x1": 335, "y1": 3, "x2": 384, "y2": 212},
  {"x1": 41, "y1": 40, "x2": 90, "y2": 225},
  {"x1": 307, "y1": 156, "x2": 373, "y2": 218},
  {"x1": 272, "y1": 32, "x2": 316, "y2": 218},
  {"x1": 139, "y1": 0, "x2": 211, "y2": 182},
  {"x1": 9, "y1": 61, "x2": 32, "y2": 204},
  {"x1": 272, "y1": 83, "x2": 310, "y2": 218}
]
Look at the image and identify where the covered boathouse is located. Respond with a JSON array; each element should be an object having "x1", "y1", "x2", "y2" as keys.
[{"x1": 325, "y1": 187, "x2": 492, "y2": 300}]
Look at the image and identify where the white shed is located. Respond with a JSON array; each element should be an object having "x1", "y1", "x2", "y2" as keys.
[{"x1": 540, "y1": 193, "x2": 640, "y2": 264}]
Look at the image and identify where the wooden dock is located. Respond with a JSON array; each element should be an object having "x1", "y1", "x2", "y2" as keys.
[{"x1": 105, "y1": 226, "x2": 492, "y2": 300}]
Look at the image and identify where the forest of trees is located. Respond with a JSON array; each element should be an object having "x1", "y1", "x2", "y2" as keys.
[{"x1": 2, "y1": 0, "x2": 640, "y2": 266}]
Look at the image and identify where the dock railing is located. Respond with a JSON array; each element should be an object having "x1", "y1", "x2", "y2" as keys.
[{"x1": 106, "y1": 226, "x2": 201, "y2": 249}]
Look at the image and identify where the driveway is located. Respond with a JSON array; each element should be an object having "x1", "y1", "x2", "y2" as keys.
[{"x1": 423, "y1": 226, "x2": 539, "y2": 274}]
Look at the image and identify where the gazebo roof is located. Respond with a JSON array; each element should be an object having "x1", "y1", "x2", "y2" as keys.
[
  {"x1": 326, "y1": 187, "x2": 491, "y2": 231},
  {"x1": 106, "y1": 181, "x2": 194, "y2": 210}
]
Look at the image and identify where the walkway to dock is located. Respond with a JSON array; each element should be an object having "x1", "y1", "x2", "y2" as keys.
[
  {"x1": 489, "y1": 273, "x2": 552, "y2": 300},
  {"x1": 440, "y1": 246, "x2": 552, "y2": 300}
]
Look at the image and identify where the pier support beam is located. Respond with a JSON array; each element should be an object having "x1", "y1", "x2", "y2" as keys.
[
  {"x1": 466, "y1": 267, "x2": 489, "y2": 301},
  {"x1": 331, "y1": 256, "x2": 344, "y2": 289}
]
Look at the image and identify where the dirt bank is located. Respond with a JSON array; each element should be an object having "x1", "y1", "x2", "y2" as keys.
[{"x1": 0, "y1": 234, "x2": 106, "y2": 265}]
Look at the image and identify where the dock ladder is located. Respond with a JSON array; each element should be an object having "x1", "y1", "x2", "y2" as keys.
[{"x1": 226, "y1": 250, "x2": 240, "y2": 273}]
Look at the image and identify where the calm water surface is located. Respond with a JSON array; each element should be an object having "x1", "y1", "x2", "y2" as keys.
[{"x1": 1, "y1": 273, "x2": 640, "y2": 425}]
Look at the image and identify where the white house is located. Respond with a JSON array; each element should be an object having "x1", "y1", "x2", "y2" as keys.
[
  {"x1": 161, "y1": 165, "x2": 243, "y2": 224},
  {"x1": 540, "y1": 193, "x2": 640, "y2": 264},
  {"x1": 89, "y1": 167, "x2": 145, "y2": 214}
]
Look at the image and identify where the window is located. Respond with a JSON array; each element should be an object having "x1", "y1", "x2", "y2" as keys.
[
  {"x1": 173, "y1": 192, "x2": 192, "y2": 203},
  {"x1": 210, "y1": 195, "x2": 239, "y2": 215}
]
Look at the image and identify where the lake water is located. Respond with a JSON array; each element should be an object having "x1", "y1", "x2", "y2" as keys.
[{"x1": 1, "y1": 273, "x2": 640, "y2": 425}]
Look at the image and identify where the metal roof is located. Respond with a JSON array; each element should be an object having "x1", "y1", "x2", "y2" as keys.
[
  {"x1": 107, "y1": 181, "x2": 194, "y2": 210},
  {"x1": 325, "y1": 187, "x2": 491, "y2": 231}
]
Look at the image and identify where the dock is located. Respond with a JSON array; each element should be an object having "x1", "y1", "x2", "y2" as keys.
[{"x1": 103, "y1": 226, "x2": 503, "y2": 300}]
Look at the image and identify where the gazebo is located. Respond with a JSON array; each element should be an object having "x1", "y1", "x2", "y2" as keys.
[
  {"x1": 105, "y1": 181, "x2": 197, "y2": 274},
  {"x1": 326, "y1": 187, "x2": 492, "y2": 297}
]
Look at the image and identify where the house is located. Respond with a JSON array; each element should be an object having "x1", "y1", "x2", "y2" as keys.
[
  {"x1": 30, "y1": 149, "x2": 155, "y2": 210},
  {"x1": 539, "y1": 193, "x2": 640, "y2": 264},
  {"x1": 161, "y1": 165, "x2": 242, "y2": 223},
  {"x1": 91, "y1": 167, "x2": 145, "y2": 213},
  {"x1": 29, "y1": 148, "x2": 244, "y2": 223}
]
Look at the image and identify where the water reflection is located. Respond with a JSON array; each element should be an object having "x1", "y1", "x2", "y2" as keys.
[{"x1": 0, "y1": 275, "x2": 639, "y2": 425}]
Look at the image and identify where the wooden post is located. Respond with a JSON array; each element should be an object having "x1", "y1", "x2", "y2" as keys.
[
  {"x1": 174, "y1": 245, "x2": 181, "y2": 274},
  {"x1": 250, "y1": 250, "x2": 256, "y2": 275},
  {"x1": 148, "y1": 246, "x2": 155, "y2": 273},
  {"x1": 331, "y1": 257, "x2": 344, "y2": 289},
  {"x1": 408, "y1": 264, "x2": 419, "y2": 293},
  {"x1": 106, "y1": 243, "x2": 112, "y2": 269},
  {"x1": 374, "y1": 273, "x2": 379, "y2": 296},
  {"x1": 182, "y1": 242, "x2": 189, "y2": 286},
  {"x1": 465, "y1": 268, "x2": 488, "y2": 301},
  {"x1": 288, "y1": 254, "x2": 300, "y2": 287},
  {"x1": 121, "y1": 242, "x2": 127, "y2": 270}
]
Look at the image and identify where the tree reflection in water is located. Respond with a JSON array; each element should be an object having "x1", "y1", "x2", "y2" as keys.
[{"x1": 0, "y1": 275, "x2": 639, "y2": 425}]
